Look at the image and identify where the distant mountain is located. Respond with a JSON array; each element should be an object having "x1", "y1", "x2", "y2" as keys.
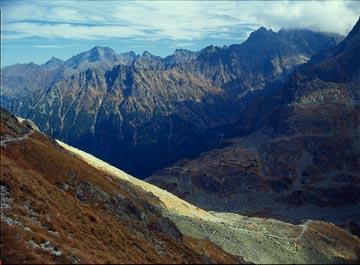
[
  {"x1": 148, "y1": 18, "x2": 360, "y2": 230},
  {"x1": 1, "y1": 27, "x2": 341, "y2": 178},
  {"x1": 43, "y1": 57, "x2": 65, "y2": 70},
  {"x1": 164, "y1": 49, "x2": 199, "y2": 68},
  {"x1": 186, "y1": 27, "x2": 341, "y2": 93},
  {"x1": 64, "y1": 46, "x2": 136, "y2": 73}
]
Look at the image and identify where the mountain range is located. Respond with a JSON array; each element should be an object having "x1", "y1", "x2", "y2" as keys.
[
  {"x1": 148, "y1": 18, "x2": 360, "y2": 228},
  {"x1": 1, "y1": 27, "x2": 342, "y2": 178},
  {"x1": 1, "y1": 17, "x2": 359, "y2": 247}
]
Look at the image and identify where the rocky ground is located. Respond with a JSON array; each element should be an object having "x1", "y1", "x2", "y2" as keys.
[
  {"x1": 165, "y1": 211, "x2": 360, "y2": 264},
  {"x1": 57, "y1": 125, "x2": 360, "y2": 264}
]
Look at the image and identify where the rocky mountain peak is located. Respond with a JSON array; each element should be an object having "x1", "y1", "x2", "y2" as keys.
[
  {"x1": 342, "y1": 16, "x2": 360, "y2": 46},
  {"x1": 66, "y1": 46, "x2": 117, "y2": 67},
  {"x1": 348, "y1": 16, "x2": 360, "y2": 37},
  {"x1": 88, "y1": 46, "x2": 117, "y2": 61},
  {"x1": 247, "y1": 26, "x2": 275, "y2": 40},
  {"x1": 139, "y1": 50, "x2": 163, "y2": 60},
  {"x1": 163, "y1": 49, "x2": 198, "y2": 67},
  {"x1": 199, "y1": 45, "x2": 222, "y2": 56},
  {"x1": 257, "y1": 26, "x2": 270, "y2": 33},
  {"x1": 203, "y1": 45, "x2": 216, "y2": 51},
  {"x1": 43, "y1": 56, "x2": 64, "y2": 69},
  {"x1": 173, "y1": 48, "x2": 193, "y2": 56},
  {"x1": 131, "y1": 51, "x2": 163, "y2": 69},
  {"x1": 142, "y1": 50, "x2": 154, "y2": 57},
  {"x1": 47, "y1": 56, "x2": 63, "y2": 62}
]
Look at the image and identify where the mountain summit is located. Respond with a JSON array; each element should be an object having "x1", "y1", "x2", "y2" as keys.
[{"x1": 43, "y1": 56, "x2": 64, "y2": 69}]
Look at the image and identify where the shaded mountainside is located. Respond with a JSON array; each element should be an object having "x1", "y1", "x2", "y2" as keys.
[
  {"x1": 1, "y1": 27, "x2": 341, "y2": 178},
  {"x1": 148, "y1": 18, "x2": 360, "y2": 227},
  {"x1": 1, "y1": 108, "x2": 359, "y2": 264},
  {"x1": 0, "y1": 108, "x2": 242, "y2": 264}
]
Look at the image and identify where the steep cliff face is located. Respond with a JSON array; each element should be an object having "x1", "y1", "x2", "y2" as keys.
[
  {"x1": 148, "y1": 18, "x2": 360, "y2": 227},
  {"x1": 1, "y1": 27, "x2": 341, "y2": 177}
]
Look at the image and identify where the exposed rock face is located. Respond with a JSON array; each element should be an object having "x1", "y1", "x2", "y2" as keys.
[
  {"x1": 0, "y1": 28, "x2": 340, "y2": 178},
  {"x1": 148, "y1": 18, "x2": 360, "y2": 225}
]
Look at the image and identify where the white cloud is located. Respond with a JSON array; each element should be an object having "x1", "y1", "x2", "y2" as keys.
[
  {"x1": 1, "y1": 0, "x2": 359, "y2": 41},
  {"x1": 244, "y1": 1, "x2": 359, "y2": 35},
  {"x1": 4, "y1": 22, "x2": 145, "y2": 40}
]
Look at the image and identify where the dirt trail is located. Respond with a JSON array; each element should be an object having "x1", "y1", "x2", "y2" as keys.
[
  {"x1": 226, "y1": 219, "x2": 335, "y2": 242},
  {"x1": 222, "y1": 220, "x2": 312, "y2": 241},
  {"x1": 0, "y1": 131, "x2": 34, "y2": 148},
  {"x1": 295, "y1": 220, "x2": 313, "y2": 240}
]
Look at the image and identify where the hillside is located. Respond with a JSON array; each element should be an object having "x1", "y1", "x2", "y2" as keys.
[
  {"x1": 0, "y1": 108, "x2": 241, "y2": 264},
  {"x1": 2, "y1": 108, "x2": 360, "y2": 263}
]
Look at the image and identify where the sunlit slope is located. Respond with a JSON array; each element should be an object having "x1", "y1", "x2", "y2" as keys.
[
  {"x1": 56, "y1": 139, "x2": 360, "y2": 264},
  {"x1": 56, "y1": 139, "x2": 216, "y2": 221}
]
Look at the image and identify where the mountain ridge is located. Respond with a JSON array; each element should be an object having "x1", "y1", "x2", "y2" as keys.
[
  {"x1": 147, "y1": 18, "x2": 360, "y2": 229},
  {"x1": 0, "y1": 26, "x2": 342, "y2": 177}
]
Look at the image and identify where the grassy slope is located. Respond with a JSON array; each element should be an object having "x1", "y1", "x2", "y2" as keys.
[{"x1": 0, "y1": 118, "x2": 240, "y2": 264}]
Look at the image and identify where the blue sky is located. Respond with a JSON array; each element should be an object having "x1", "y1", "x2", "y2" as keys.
[{"x1": 1, "y1": 0, "x2": 359, "y2": 66}]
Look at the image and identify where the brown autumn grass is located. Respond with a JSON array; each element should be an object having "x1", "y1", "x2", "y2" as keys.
[
  {"x1": 0, "y1": 125, "x2": 240, "y2": 264},
  {"x1": 305, "y1": 221, "x2": 360, "y2": 264},
  {"x1": 1, "y1": 221, "x2": 58, "y2": 264}
]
